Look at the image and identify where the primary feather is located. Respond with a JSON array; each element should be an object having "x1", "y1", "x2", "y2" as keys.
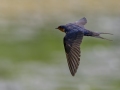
[{"x1": 63, "y1": 25, "x2": 84, "y2": 76}]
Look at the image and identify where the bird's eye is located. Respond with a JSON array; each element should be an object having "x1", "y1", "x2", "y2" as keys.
[{"x1": 59, "y1": 26, "x2": 62, "y2": 29}]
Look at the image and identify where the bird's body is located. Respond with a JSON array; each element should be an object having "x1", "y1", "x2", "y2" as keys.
[
  {"x1": 56, "y1": 17, "x2": 112, "y2": 76},
  {"x1": 64, "y1": 23, "x2": 95, "y2": 36}
]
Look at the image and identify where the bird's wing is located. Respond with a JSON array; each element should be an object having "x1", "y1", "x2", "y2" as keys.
[
  {"x1": 73, "y1": 17, "x2": 87, "y2": 28},
  {"x1": 63, "y1": 31, "x2": 84, "y2": 76}
]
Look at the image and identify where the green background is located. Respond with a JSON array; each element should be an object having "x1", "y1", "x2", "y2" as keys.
[{"x1": 0, "y1": 0, "x2": 119, "y2": 90}]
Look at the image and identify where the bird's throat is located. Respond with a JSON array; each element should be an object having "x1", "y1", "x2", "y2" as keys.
[{"x1": 60, "y1": 29, "x2": 65, "y2": 32}]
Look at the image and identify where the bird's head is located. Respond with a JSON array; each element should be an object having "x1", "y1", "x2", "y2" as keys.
[{"x1": 56, "y1": 25, "x2": 66, "y2": 32}]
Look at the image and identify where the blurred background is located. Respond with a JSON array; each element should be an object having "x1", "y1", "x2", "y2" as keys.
[{"x1": 0, "y1": 0, "x2": 120, "y2": 90}]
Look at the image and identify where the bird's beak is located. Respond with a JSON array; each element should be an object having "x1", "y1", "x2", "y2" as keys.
[{"x1": 55, "y1": 27, "x2": 58, "y2": 29}]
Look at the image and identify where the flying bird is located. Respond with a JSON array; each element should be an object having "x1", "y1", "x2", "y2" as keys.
[{"x1": 56, "y1": 17, "x2": 112, "y2": 76}]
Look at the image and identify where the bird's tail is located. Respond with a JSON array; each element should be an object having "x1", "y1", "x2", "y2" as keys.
[
  {"x1": 93, "y1": 32, "x2": 113, "y2": 41},
  {"x1": 98, "y1": 32, "x2": 113, "y2": 35}
]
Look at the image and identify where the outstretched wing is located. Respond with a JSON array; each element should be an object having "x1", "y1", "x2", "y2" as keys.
[
  {"x1": 74, "y1": 17, "x2": 87, "y2": 28},
  {"x1": 63, "y1": 31, "x2": 84, "y2": 76}
]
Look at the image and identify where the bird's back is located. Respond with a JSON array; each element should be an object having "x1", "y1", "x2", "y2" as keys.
[
  {"x1": 65, "y1": 23, "x2": 85, "y2": 33},
  {"x1": 66, "y1": 23, "x2": 98, "y2": 36}
]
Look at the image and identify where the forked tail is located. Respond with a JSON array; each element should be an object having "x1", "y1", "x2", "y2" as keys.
[
  {"x1": 98, "y1": 32, "x2": 113, "y2": 35},
  {"x1": 93, "y1": 32, "x2": 113, "y2": 41}
]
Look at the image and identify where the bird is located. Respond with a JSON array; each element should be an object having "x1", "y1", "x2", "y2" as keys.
[{"x1": 56, "y1": 17, "x2": 113, "y2": 76}]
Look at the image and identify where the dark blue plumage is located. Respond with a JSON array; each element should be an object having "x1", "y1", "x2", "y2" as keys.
[{"x1": 56, "y1": 17, "x2": 112, "y2": 76}]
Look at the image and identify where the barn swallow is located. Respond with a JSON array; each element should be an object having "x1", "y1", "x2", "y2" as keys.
[{"x1": 56, "y1": 17, "x2": 113, "y2": 76}]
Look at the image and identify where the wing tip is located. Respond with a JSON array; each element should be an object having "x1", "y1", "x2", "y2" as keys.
[
  {"x1": 75, "y1": 17, "x2": 87, "y2": 27},
  {"x1": 79, "y1": 17, "x2": 87, "y2": 23},
  {"x1": 70, "y1": 70, "x2": 77, "y2": 76},
  {"x1": 71, "y1": 73, "x2": 75, "y2": 76}
]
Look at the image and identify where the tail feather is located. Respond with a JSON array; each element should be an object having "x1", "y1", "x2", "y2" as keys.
[
  {"x1": 98, "y1": 32, "x2": 113, "y2": 35},
  {"x1": 94, "y1": 36, "x2": 112, "y2": 41},
  {"x1": 92, "y1": 32, "x2": 113, "y2": 41}
]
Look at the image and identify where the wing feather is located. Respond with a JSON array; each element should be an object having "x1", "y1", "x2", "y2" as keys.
[
  {"x1": 74, "y1": 17, "x2": 87, "y2": 28},
  {"x1": 64, "y1": 31, "x2": 83, "y2": 76}
]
